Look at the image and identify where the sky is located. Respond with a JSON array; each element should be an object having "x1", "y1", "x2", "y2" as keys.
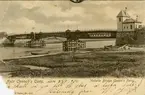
[{"x1": 0, "y1": 0, "x2": 145, "y2": 34}]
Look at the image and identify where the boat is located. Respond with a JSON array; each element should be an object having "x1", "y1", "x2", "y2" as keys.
[
  {"x1": 31, "y1": 51, "x2": 50, "y2": 55},
  {"x1": 25, "y1": 40, "x2": 46, "y2": 48}
]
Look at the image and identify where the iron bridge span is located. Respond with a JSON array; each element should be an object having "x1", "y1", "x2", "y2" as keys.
[{"x1": 7, "y1": 29, "x2": 117, "y2": 40}]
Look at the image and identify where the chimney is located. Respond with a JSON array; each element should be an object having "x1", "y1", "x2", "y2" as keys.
[
  {"x1": 124, "y1": 7, "x2": 127, "y2": 15},
  {"x1": 125, "y1": 7, "x2": 127, "y2": 12},
  {"x1": 136, "y1": 15, "x2": 138, "y2": 21}
]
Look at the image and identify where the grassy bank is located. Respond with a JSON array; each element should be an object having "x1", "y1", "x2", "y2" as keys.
[{"x1": 3, "y1": 49, "x2": 145, "y2": 78}]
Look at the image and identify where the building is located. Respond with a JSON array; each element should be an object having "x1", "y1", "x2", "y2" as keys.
[
  {"x1": 63, "y1": 39, "x2": 86, "y2": 51},
  {"x1": 63, "y1": 29, "x2": 86, "y2": 51},
  {"x1": 116, "y1": 8, "x2": 145, "y2": 46}
]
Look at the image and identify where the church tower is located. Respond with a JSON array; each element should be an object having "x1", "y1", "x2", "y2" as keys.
[{"x1": 117, "y1": 7, "x2": 130, "y2": 32}]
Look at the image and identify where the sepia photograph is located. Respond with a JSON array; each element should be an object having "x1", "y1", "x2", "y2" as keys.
[{"x1": 0, "y1": 0, "x2": 145, "y2": 78}]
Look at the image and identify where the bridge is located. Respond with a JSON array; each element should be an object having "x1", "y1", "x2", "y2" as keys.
[
  {"x1": 4, "y1": 29, "x2": 117, "y2": 50},
  {"x1": 7, "y1": 29, "x2": 117, "y2": 40}
]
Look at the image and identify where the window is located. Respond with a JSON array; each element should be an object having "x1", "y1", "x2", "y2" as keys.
[
  {"x1": 139, "y1": 25, "x2": 142, "y2": 28},
  {"x1": 130, "y1": 25, "x2": 132, "y2": 29},
  {"x1": 119, "y1": 18, "x2": 121, "y2": 22}
]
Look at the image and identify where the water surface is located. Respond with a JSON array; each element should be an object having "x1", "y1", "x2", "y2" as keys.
[{"x1": 0, "y1": 39, "x2": 115, "y2": 59}]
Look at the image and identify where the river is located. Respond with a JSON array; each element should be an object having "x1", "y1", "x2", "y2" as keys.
[{"x1": 0, "y1": 39, "x2": 115, "y2": 59}]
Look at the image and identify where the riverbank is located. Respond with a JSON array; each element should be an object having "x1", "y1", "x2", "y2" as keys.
[{"x1": 2, "y1": 48, "x2": 145, "y2": 78}]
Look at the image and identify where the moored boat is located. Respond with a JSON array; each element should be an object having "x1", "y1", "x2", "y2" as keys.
[
  {"x1": 31, "y1": 51, "x2": 50, "y2": 55},
  {"x1": 25, "y1": 40, "x2": 46, "y2": 48}
]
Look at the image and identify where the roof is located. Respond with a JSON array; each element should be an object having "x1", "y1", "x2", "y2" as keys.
[
  {"x1": 123, "y1": 18, "x2": 142, "y2": 23},
  {"x1": 117, "y1": 10, "x2": 130, "y2": 17}
]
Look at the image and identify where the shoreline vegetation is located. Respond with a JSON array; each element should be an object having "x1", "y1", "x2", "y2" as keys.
[{"x1": 1, "y1": 47, "x2": 145, "y2": 78}]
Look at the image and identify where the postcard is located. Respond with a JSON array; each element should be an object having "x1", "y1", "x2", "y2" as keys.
[{"x1": 0, "y1": 0, "x2": 145, "y2": 95}]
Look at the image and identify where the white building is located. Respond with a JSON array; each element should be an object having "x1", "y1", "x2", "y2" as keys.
[
  {"x1": 117, "y1": 8, "x2": 142, "y2": 32},
  {"x1": 116, "y1": 8, "x2": 145, "y2": 46}
]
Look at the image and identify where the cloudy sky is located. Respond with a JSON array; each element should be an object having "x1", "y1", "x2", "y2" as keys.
[{"x1": 0, "y1": 1, "x2": 145, "y2": 34}]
